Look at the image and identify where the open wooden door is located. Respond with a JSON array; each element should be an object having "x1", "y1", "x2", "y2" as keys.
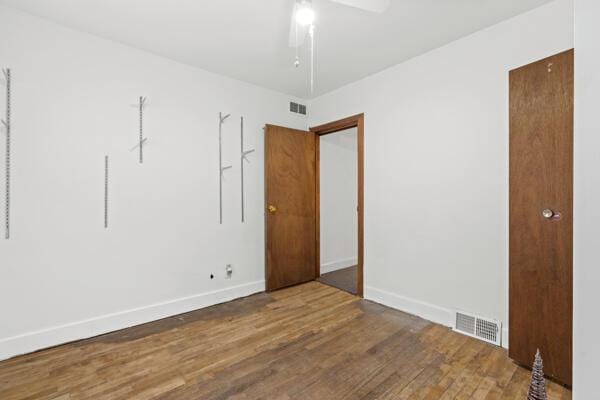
[
  {"x1": 509, "y1": 49, "x2": 573, "y2": 386},
  {"x1": 265, "y1": 125, "x2": 317, "y2": 291}
]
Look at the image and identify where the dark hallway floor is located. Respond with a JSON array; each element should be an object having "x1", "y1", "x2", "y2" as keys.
[{"x1": 317, "y1": 265, "x2": 357, "y2": 295}]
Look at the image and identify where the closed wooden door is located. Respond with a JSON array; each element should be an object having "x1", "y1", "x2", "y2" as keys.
[
  {"x1": 265, "y1": 125, "x2": 316, "y2": 291},
  {"x1": 509, "y1": 49, "x2": 573, "y2": 386}
]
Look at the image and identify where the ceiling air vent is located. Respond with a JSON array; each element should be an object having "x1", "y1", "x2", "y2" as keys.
[
  {"x1": 290, "y1": 101, "x2": 307, "y2": 116},
  {"x1": 454, "y1": 311, "x2": 501, "y2": 346}
]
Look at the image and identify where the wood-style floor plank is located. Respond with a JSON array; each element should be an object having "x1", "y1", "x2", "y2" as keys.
[{"x1": 0, "y1": 282, "x2": 571, "y2": 399}]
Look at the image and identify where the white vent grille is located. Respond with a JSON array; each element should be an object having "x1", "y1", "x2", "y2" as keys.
[{"x1": 454, "y1": 311, "x2": 501, "y2": 346}]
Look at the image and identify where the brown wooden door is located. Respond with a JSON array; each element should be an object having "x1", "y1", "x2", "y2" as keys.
[
  {"x1": 509, "y1": 49, "x2": 573, "y2": 386},
  {"x1": 265, "y1": 125, "x2": 317, "y2": 291}
]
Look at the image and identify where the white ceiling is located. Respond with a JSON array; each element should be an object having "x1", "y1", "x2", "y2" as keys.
[{"x1": 0, "y1": 0, "x2": 555, "y2": 98}]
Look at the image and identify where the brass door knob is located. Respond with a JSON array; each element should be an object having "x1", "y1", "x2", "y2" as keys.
[{"x1": 268, "y1": 205, "x2": 277, "y2": 213}]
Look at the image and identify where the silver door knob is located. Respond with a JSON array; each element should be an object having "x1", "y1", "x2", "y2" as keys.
[{"x1": 542, "y1": 209, "x2": 555, "y2": 219}]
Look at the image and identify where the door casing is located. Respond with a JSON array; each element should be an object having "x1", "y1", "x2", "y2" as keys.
[{"x1": 310, "y1": 114, "x2": 365, "y2": 297}]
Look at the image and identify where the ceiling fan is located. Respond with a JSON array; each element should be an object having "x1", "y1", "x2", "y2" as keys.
[
  {"x1": 289, "y1": 0, "x2": 390, "y2": 48},
  {"x1": 288, "y1": 0, "x2": 390, "y2": 93}
]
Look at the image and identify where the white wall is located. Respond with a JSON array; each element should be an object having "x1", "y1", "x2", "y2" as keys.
[
  {"x1": 0, "y1": 5, "x2": 306, "y2": 360},
  {"x1": 308, "y1": 0, "x2": 574, "y2": 344},
  {"x1": 320, "y1": 128, "x2": 358, "y2": 273},
  {"x1": 573, "y1": 0, "x2": 600, "y2": 398},
  {"x1": 0, "y1": 0, "x2": 582, "y2": 370}
]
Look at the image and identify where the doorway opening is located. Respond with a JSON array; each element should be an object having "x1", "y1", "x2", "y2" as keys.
[
  {"x1": 315, "y1": 127, "x2": 358, "y2": 294},
  {"x1": 311, "y1": 114, "x2": 364, "y2": 297}
]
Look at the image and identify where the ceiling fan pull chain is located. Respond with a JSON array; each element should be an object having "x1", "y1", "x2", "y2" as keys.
[
  {"x1": 310, "y1": 24, "x2": 315, "y2": 94},
  {"x1": 294, "y1": 3, "x2": 300, "y2": 68}
]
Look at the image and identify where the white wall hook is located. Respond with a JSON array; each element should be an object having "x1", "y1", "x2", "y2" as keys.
[
  {"x1": 137, "y1": 96, "x2": 147, "y2": 163},
  {"x1": 240, "y1": 116, "x2": 255, "y2": 222},
  {"x1": 219, "y1": 112, "x2": 231, "y2": 224},
  {"x1": 3, "y1": 68, "x2": 10, "y2": 239},
  {"x1": 130, "y1": 137, "x2": 148, "y2": 152}
]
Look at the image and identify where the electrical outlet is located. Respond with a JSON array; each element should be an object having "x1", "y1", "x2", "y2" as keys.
[{"x1": 225, "y1": 264, "x2": 233, "y2": 279}]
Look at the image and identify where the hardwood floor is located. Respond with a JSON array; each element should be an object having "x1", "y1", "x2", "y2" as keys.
[
  {"x1": 318, "y1": 265, "x2": 357, "y2": 294},
  {"x1": 0, "y1": 282, "x2": 571, "y2": 399}
]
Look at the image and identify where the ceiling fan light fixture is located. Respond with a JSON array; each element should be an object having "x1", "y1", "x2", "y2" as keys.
[{"x1": 295, "y1": 1, "x2": 315, "y2": 26}]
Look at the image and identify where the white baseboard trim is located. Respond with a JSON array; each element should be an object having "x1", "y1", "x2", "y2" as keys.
[
  {"x1": 502, "y1": 327, "x2": 509, "y2": 349},
  {"x1": 320, "y1": 257, "x2": 358, "y2": 274},
  {"x1": 0, "y1": 280, "x2": 265, "y2": 362},
  {"x1": 366, "y1": 286, "x2": 510, "y2": 349},
  {"x1": 365, "y1": 286, "x2": 455, "y2": 328}
]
